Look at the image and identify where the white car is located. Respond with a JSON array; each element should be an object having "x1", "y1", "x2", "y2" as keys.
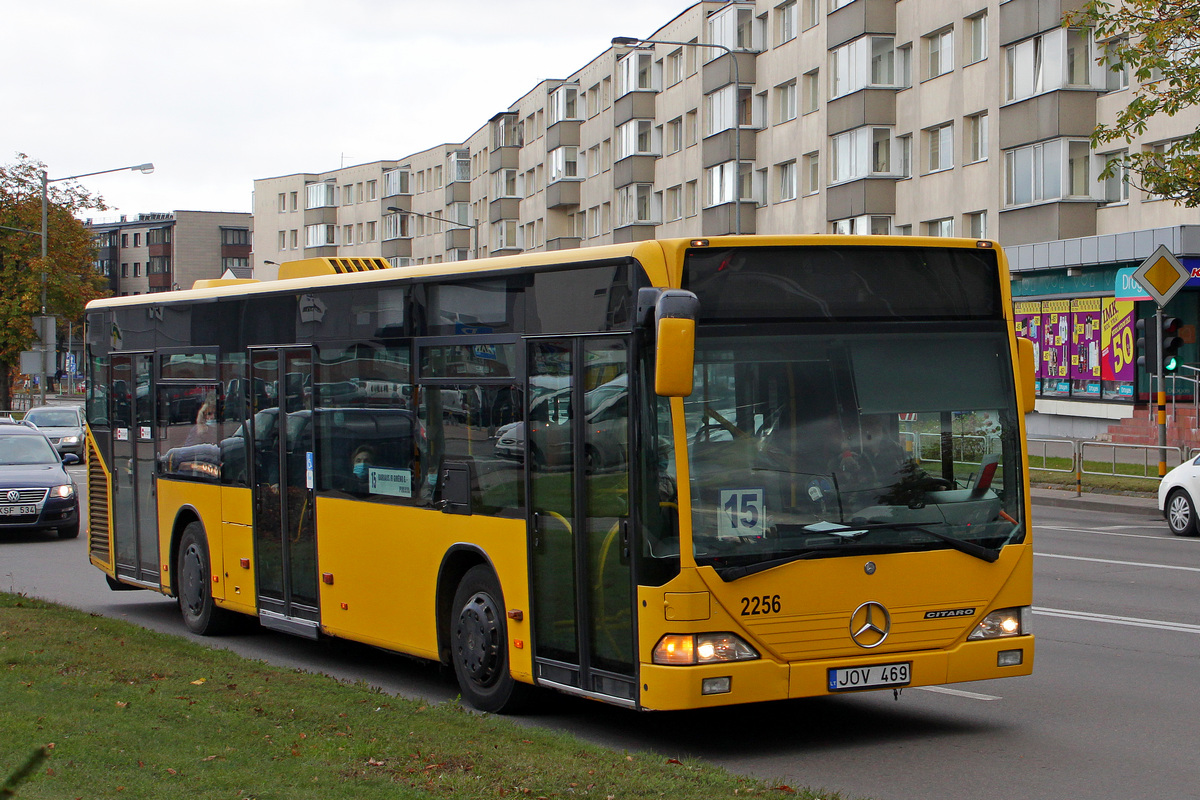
[{"x1": 1158, "y1": 455, "x2": 1200, "y2": 536}]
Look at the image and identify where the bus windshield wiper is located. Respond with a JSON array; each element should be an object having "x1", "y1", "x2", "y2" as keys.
[{"x1": 887, "y1": 523, "x2": 999, "y2": 563}]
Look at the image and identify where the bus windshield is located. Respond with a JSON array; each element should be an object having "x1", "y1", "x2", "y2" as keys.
[{"x1": 684, "y1": 329, "x2": 1024, "y2": 578}]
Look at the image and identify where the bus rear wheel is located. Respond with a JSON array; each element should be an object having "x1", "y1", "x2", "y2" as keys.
[
  {"x1": 178, "y1": 522, "x2": 235, "y2": 635},
  {"x1": 451, "y1": 565, "x2": 531, "y2": 713}
]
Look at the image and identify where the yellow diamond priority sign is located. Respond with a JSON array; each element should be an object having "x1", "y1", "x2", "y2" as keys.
[{"x1": 1132, "y1": 245, "x2": 1190, "y2": 307}]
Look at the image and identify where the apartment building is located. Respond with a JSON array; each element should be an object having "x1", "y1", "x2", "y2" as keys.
[
  {"x1": 89, "y1": 211, "x2": 252, "y2": 296},
  {"x1": 251, "y1": 0, "x2": 1200, "y2": 439}
]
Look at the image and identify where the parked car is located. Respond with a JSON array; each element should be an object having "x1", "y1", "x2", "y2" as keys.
[
  {"x1": 0, "y1": 425, "x2": 80, "y2": 539},
  {"x1": 21, "y1": 406, "x2": 86, "y2": 457},
  {"x1": 1159, "y1": 455, "x2": 1200, "y2": 536}
]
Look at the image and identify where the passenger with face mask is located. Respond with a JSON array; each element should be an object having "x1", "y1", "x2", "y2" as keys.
[
  {"x1": 350, "y1": 445, "x2": 375, "y2": 492},
  {"x1": 183, "y1": 399, "x2": 220, "y2": 446}
]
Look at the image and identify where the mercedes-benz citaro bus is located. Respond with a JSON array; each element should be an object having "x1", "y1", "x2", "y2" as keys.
[{"x1": 84, "y1": 236, "x2": 1036, "y2": 712}]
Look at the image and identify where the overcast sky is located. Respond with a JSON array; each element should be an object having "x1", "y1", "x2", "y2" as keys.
[{"x1": 4, "y1": 0, "x2": 690, "y2": 221}]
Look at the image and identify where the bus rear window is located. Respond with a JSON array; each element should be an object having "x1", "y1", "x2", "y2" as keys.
[{"x1": 683, "y1": 245, "x2": 1002, "y2": 322}]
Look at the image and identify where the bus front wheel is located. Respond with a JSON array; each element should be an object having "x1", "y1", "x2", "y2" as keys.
[
  {"x1": 177, "y1": 522, "x2": 235, "y2": 635},
  {"x1": 450, "y1": 565, "x2": 531, "y2": 713}
]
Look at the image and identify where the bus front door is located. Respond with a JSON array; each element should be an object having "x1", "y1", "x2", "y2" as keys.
[
  {"x1": 250, "y1": 348, "x2": 320, "y2": 637},
  {"x1": 111, "y1": 352, "x2": 160, "y2": 585},
  {"x1": 527, "y1": 337, "x2": 637, "y2": 705}
]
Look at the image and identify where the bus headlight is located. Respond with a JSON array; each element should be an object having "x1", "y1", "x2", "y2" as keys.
[
  {"x1": 653, "y1": 633, "x2": 759, "y2": 665},
  {"x1": 967, "y1": 607, "x2": 1031, "y2": 640}
]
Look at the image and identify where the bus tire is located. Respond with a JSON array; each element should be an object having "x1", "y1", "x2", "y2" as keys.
[
  {"x1": 177, "y1": 521, "x2": 235, "y2": 635},
  {"x1": 1166, "y1": 489, "x2": 1198, "y2": 536},
  {"x1": 450, "y1": 565, "x2": 531, "y2": 713}
]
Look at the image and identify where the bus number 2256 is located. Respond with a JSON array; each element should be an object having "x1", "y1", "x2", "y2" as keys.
[{"x1": 741, "y1": 595, "x2": 781, "y2": 616}]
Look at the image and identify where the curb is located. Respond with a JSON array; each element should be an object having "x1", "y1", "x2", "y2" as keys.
[{"x1": 1031, "y1": 491, "x2": 1159, "y2": 517}]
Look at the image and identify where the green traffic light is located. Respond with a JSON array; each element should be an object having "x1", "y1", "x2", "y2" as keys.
[{"x1": 1164, "y1": 355, "x2": 1179, "y2": 372}]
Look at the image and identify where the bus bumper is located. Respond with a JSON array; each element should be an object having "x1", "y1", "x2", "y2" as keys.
[{"x1": 638, "y1": 635, "x2": 1034, "y2": 711}]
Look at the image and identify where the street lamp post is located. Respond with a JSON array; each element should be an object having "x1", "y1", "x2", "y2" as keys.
[
  {"x1": 386, "y1": 206, "x2": 479, "y2": 261},
  {"x1": 612, "y1": 36, "x2": 742, "y2": 235},
  {"x1": 38, "y1": 162, "x2": 154, "y2": 404}
]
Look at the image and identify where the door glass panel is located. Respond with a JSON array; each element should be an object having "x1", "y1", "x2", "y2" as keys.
[
  {"x1": 251, "y1": 351, "x2": 284, "y2": 605},
  {"x1": 283, "y1": 349, "x2": 318, "y2": 608},
  {"x1": 529, "y1": 340, "x2": 578, "y2": 664},
  {"x1": 111, "y1": 355, "x2": 135, "y2": 576},
  {"x1": 135, "y1": 354, "x2": 158, "y2": 582},
  {"x1": 583, "y1": 339, "x2": 634, "y2": 674}
]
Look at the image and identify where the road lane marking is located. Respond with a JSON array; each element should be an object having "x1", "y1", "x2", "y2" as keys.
[
  {"x1": 1035, "y1": 525, "x2": 1189, "y2": 542},
  {"x1": 1036, "y1": 552, "x2": 1200, "y2": 572},
  {"x1": 912, "y1": 686, "x2": 1001, "y2": 701},
  {"x1": 1035, "y1": 607, "x2": 1200, "y2": 635}
]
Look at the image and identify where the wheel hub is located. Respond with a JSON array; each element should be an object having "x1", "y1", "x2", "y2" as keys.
[{"x1": 456, "y1": 592, "x2": 500, "y2": 685}]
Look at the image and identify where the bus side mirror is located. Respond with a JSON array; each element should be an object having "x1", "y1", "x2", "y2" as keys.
[
  {"x1": 652, "y1": 290, "x2": 699, "y2": 397},
  {"x1": 1016, "y1": 337, "x2": 1036, "y2": 414}
]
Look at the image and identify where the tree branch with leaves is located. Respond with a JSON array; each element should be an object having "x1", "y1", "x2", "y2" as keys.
[
  {"x1": 0, "y1": 153, "x2": 110, "y2": 409},
  {"x1": 1066, "y1": 1, "x2": 1200, "y2": 205}
]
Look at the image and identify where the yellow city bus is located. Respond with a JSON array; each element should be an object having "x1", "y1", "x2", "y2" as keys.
[{"x1": 84, "y1": 236, "x2": 1036, "y2": 712}]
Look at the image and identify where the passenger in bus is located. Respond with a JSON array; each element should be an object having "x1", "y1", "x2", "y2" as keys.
[
  {"x1": 184, "y1": 398, "x2": 219, "y2": 446},
  {"x1": 350, "y1": 444, "x2": 375, "y2": 492}
]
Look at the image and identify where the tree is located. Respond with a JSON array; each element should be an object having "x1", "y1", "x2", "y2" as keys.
[
  {"x1": 0, "y1": 154, "x2": 110, "y2": 410},
  {"x1": 1066, "y1": 1, "x2": 1200, "y2": 206}
]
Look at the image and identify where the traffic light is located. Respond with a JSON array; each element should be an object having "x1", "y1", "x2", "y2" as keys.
[
  {"x1": 1136, "y1": 318, "x2": 1158, "y2": 369},
  {"x1": 1161, "y1": 316, "x2": 1183, "y2": 373}
]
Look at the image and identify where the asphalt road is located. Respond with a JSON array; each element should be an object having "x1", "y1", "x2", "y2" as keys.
[{"x1": 4, "y1": 470, "x2": 1198, "y2": 800}]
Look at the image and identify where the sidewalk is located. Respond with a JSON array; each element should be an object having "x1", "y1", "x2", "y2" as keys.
[{"x1": 1030, "y1": 486, "x2": 1160, "y2": 516}]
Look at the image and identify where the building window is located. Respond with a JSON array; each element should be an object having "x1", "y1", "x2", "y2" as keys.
[
  {"x1": 926, "y1": 123, "x2": 954, "y2": 173},
  {"x1": 1101, "y1": 37, "x2": 1129, "y2": 92},
  {"x1": 305, "y1": 224, "x2": 335, "y2": 248},
  {"x1": 1003, "y1": 138, "x2": 1094, "y2": 207},
  {"x1": 897, "y1": 134, "x2": 913, "y2": 178},
  {"x1": 616, "y1": 119, "x2": 658, "y2": 159},
  {"x1": 277, "y1": 231, "x2": 286, "y2": 250},
  {"x1": 802, "y1": 69, "x2": 819, "y2": 114},
  {"x1": 965, "y1": 112, "x2": 988, "y2": 163},
  {"x1": 705, "y1": 161, "x2": 753, "y2": 207},
  {"x1": 1099, "y1": 150, "x2": 1129, "y2": 203},
  {"x1": 778, "y1": 160, "x2": 797, "y2": 201},
  {"x1": 831, "y1": 127, "x2": 898, "y2": 183},
  {"x1": 548, "y1": 84, "x2": 579, "y2": 123},
  {"x1": 802, "y1": 0, "x2": 818, "y2": 29},
  {"x1": 707, "y1": 3, "x2": 759, "y2": 54},
  {"x1": 616, "y1": 184, "x2": 659, "y2": 226},
  {"x1": 665, "y1": 185, "x2": 683, "y2": 221},
  {"x1": 830, "y1": 36, "x2": 897, "y2": 99},
  {"x1": 925, "y1": 28, "x2": 954, "y2": 79},
  {"x1": 925, "y1": 218, "x2": 954, "y2": 237},
  {"x1": 832, "y1": 215, "x2": 891, "y2": 235},
  {"x1": 343, "y1": 224, "x2": 354, "y2": 245},
  {"x1": 121, "y1": 263, "x2": 129, "y2": 277},
  {"x1": 666, "y1": 49, "x2": 684, "y2": 86},
  {"x1": 305, "y1": 182, "x2": 336, "y2": 209},
  {"x1": 133, "y1": 262, "x2": 141, "y2": 276},
  {"x1": 494, "y1": 169, "x2": 521, "y2": 198},
  {"x1": 342, "y1": 184, "x2": 354, "y2": 205},
  {"x1": 666, "y1": 117, "x2": 684, "y2": 154},
  {"x1": 776, "y1": 80, "x2": 797, "y2": 123},
  {"x1": 290, "y1": 229, "x2": 298, "y2": 249},
  {"x1": 776, "y1": 1, "x2": 796, "y2": 45},
  {"x1": 804, "y1": 152, "x2": 820, "y2": 194},
  {"x1": 148, "y1": 256, "x2": 170, "y2": 275},
  {"x1": 966, "y1": 211, "x2": 987, "y2": 239},
  {"x1": 548, "y1": 146, "x2": 579, "y2": 182},
  {"x1": 221, "y1": 257, "x2": 249, "y2": 272},
  {"x1": 384, "y1": 168, "x2": 410, "y2": 197},
  {"x1": 1005, "y1": 28, "x2": 1097, "y2": 102},
  {"x1": 965, "y1": 12, "x2": 987, "y2": 65},
  {"x1": 616, "y1": 50, "x2": 656, "y2": 96},
  {"x1": 220, "y1": 227, "x2": 250, "y2": 246},
  {"x1": 685, "y1": 180, "x2": 699, "y2": 217},
  {"x1": 277, "y1": 193, "x2": 286, "y2": 212},
  {"x1": 365, "y1": 180, "x2": 377, "y2": 200}
]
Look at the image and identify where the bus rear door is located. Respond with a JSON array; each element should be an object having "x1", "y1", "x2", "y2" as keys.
[{"x1": 111, "y1": 352, "x2": 159, "y2": 585}]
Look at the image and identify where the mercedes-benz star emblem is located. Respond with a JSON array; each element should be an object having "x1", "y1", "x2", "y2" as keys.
[
  {"x1": 6, "y1": 490, "x2": 19, "y2": 503},
  {"x1": 850, "y1": 601, "x2": 891, "y2": 649}
]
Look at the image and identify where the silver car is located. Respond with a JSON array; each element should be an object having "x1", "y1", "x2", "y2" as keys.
[{"x1": 22, "y1": 406, "x2": 86, "y2": 457}]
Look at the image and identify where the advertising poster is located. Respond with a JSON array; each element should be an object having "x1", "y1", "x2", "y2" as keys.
[
  {"x1": 1013, "y1": 301, "x2": 1042, "y2": 394},
  {"x1": 1070, "y1": 298, "x2": 1102, "y2": 397},
  {"x1": 1041, "y1": 299, "x2": 1071, "y2": 396},
  {"x1": 1101, "y1": 297, "x2": 1136, "y2": 400}
]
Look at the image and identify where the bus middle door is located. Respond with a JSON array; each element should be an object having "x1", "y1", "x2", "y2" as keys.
[{"x1": 250, "y1": 347, "x2": 320, "y2": 637}]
